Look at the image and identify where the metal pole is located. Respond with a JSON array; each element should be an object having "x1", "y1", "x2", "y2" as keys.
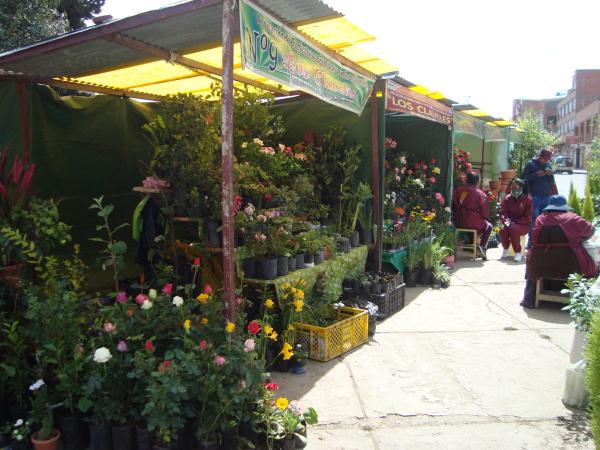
[
  {"x1": 370, "y1": 88, "x2": 381, "y2": 271},
  {"x1": 480, "y1": 125, "x2": 486, "y2": 187},
  {"x1": 221, "y1": 0, "x2": 235, "y2": 321}
]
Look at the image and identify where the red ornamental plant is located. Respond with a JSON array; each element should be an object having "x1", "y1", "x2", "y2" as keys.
[{"x1": 0, "y1": 149, "x2": 36, "y2": 220}]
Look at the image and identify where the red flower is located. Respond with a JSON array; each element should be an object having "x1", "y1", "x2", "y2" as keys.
[
  {"x1": 247, "y1": 320, "x2": 261, "y2": 335},
  {"x1": 233, "y1": 195, "x2": 243, "y2": 214},
  {"x1": 264, "y1": 193, "x2": 273, "y2": 202},
  {"x1": 431, "y1": 158, "x2": 436, "y2": 164},
  {"x1": 144, "y1": 340, "x2": 155, "y2": 351},
  {"x1": 162, "y1": 283, "x2": 173, "y2": 295},
  {"x1": 193, "y1": 257, "x2": 201, "y2": 266},
  {"x1": 203, "y1": 284, "x2": 213, "y2": 295},
  {"x1": 198, "y1": 340, "x2": 208, "y2": 350},
  {"x1": 265, "y1": 382, "x2": 279, "y2": 391},
  {"x1": 135, "y1": 294, "x2": 148, "y2": 305},
  {"x1": 126, "y1": 307, "x2": 134, "y2": 318},
  {"x1": 159, "y1": 359, "x2": 172, "y2": 373}
]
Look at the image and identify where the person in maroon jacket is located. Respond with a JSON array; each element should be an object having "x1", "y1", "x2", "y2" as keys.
[
  {"x1": 452, "y1": 172, "x2": 492, "y2": 260},
  {"x1": 498, "y1": 179, "x2": 532, "y2": 262}
]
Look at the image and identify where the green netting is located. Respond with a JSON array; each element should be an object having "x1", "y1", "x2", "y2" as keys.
[{"x1": 0, "y1": 81, "x2": 158, "y2": 287}]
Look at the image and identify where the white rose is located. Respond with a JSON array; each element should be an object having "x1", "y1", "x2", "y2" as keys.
[
  {"x1": 16, "y1": 434, "x2": 22, "y2": 441},
  {"x1": 93, "y1": 347, "x2": 112, "y2": 364},
  {"x1": 14, "y1": 419, "x2": 23, "y2": 427},
  {"x1": 241, "y1": 142, "x2": 248, "y2": 149},
  {"x1": 141, "y1": 300, "x2": 153, "y2": 310},
  {"x1": 148, "y1": 288, "x2": 158, "y2": 299},
  {"x1": 445, "y1": 206, "x2": 451, "y2": 213},
  {"x1": 29, "y1": 379, "x2": 44, "y2": 391},
  {"x1": 172, "y1": 296, "x2": 184, "y2": 307}
]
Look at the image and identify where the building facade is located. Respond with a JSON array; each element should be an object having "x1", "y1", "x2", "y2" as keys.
[
  {"x1": 556, "y1": 69, "x2": 600, "y2": 168},
  {"x1": 512, "y1": 97, "x2": 562, "y2": 132}
]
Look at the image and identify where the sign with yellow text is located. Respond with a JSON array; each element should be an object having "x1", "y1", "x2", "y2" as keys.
[
  {"x1": 239, "y1": 0, "x2": 375, "y2": 114},
  {"x1": 385, "y1": 80, "x2": 452, "y2": 127}
]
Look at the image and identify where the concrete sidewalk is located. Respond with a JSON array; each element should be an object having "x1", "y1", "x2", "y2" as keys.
[{"x1": 274, "y1": 247, "x2": 594, "y2": 449}]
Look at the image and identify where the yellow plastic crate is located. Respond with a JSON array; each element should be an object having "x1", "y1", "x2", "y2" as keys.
[{"x1": 294, "y1": 307, "x2": 368, "y2": 361}]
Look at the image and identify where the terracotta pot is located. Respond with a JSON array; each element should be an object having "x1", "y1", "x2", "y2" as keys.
[
  {"x1": 489, "y1": 180, "x2": 500, "y2": 190},
  {"x1": 500, "y1": 169, "x2": 516, "y2": 180},
  {"x1": 31, "y1": 429, "x2": 61, "y2": 450}
]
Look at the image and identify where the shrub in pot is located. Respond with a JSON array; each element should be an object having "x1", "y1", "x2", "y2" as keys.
[{"x1": 29, "y1": 380, "x2": 61, "y2": 450}]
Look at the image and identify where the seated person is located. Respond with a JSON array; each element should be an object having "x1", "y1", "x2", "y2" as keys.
[
  {"x1": 499, "y1": 178, "x2": 532, "y2": 262},
  {"x1": 521, "y1": 195, "x2": 598, "y2": 308},
  {"x1": 452, "y1": 171, "x2": 492, "y2": 259}
]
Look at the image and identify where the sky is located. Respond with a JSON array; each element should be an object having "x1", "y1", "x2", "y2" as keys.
[{"x1": 99, "y1": 0, "x2": 600, "y2": 120}]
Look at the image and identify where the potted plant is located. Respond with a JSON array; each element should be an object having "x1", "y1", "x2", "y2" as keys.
[
  {"x1": 357, "y1": 199, "x2": 374, "y2": 245},
  {"x1": 29, "y1": 379, "x2": 61, "y2": 450},
  {"x1": 338, "y1": 183, "x2": 371, "y2": 248},
  {"x1": 272, "y1": 398, "x2": 318, "y2": 450},
  {"x1": 8, "y1": 418, "x2": 32, "y2": 450},
  {"x1": 433, "y1": 264, "x2": 451, "y2": 289},
  {"x1": 290, "y1": 344, "x2": 308, "y2": 375},
  {"x1": 403, "y1": 242, "x2": 420, "y2": 288}
]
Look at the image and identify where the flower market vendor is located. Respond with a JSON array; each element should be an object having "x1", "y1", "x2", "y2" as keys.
[
  {"x1": 499, "y1": 179, "x2": 532, "y2": 262},
  {"x1": 452, "y1": 171, "x2": 492, "y2": 259}
]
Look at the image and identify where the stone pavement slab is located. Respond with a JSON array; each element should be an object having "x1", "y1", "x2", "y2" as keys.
[{"x1": 272, "y1": 246, "x2": 593, "y2": 449}]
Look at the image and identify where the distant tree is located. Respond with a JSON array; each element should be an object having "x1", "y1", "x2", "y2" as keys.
[
  {"x1": 511, "y1": 110, "x2": 558, "y2": 175},
  {"x1": 57, "y1": 0, "x2": 105, "y2": 30},
  {"x1": 582, "y1": 178, "x2": 595, "y2": 221},
  {"x1": 0, "y1": 0, "x2": 105, "y2": 53},
  {"x1": 0, "y1": 0, "x2": 68, "y2": 53}
]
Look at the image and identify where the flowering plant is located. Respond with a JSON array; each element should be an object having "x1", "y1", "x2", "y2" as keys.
[
  {"x1": 10, "y1": 417, "x2": 32, "y2": 444},
  {"x1": 29, "y1": 379, "x2": 54, "y2": 440},
  {"x1": 453, "y1": 147, "x2": 473, "y2": 186}
]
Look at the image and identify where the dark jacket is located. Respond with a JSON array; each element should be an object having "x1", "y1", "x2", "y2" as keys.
[{"x1": 521, "y1": 158, "x2": 553, "y2": 197}]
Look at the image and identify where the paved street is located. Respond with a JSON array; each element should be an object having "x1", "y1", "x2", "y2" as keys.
[
  {"x1": 555, "y1": 171, "x2": 587, "y2": 198},
  {"x1": 274, "y1": 247, "x2": 593, "y2": 450}
]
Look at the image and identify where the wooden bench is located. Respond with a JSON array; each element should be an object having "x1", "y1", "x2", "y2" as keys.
[
  {"x1": 456, "y1": 228, "x2": 478, "y2": 260},
  {"x1": 535, "y1": 278, "x2": 569, "y2": 308}
]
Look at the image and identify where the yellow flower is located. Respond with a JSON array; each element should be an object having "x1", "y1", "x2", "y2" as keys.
[
  {"x1": 293, "y1": 299, "x2": 304, "y2": 312},
  {"x1": 264, "y1": 325, "x2": 274, "y2": 335},
  {"x1": 294, "y1": 289, "x2": 305, "y2": 300},
  {"x1": 201, "y1": 317, "x2": 209, "y2": 325},
  {"x1": 269, "y1": 331, "x2": 278, "y2": 341},
  {"x1": 264, "y1": 325, "x2": 278, "y2": 341},
  {"x1": 197, "y1": 293, "x2": 209, "y2": 304},
  {"x1": 432, "y1": 167, "x2": 441, "y2": 174},
  {"x1": 281, "y1": 282, "x2": 291, "y2": 290},
  {"x1": 183, "y1": 319, "x2": 191, "y2": 331},
  {"x1": 280, "y1": 342, "x2": 294, "y2": 360},
  {"x1": 225, "y1": 322, "x2": 235, "y2": 333},
  {"x1": 298, "y1": 279, "x2": 305, "y2": 286},
  {"x1": 288, "y1": 324, "x2": 294, "y2": 331},
  {"x1": 276, "y1": 397, "x2": 289, "y2": 410},
  {"x1": 264, "y1": 298, "x2": 274, "y2": 309}
]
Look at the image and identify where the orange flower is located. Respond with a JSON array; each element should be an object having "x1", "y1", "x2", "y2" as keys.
[
  {"x1": 395, "y1": 207, "x2": 405, "y2": 216},
  {"x1": 126, "y1": 307, "x2": 134, "y2": 317}
]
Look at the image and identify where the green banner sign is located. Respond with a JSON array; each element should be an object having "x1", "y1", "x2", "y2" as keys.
[{"x1": 239, "y1": 0, "x2": 375, "y2": 115}]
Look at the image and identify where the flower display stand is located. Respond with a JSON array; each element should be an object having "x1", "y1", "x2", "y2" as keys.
[{"x1": 294, "y1": 307, "x2": 368, "y2": 361}]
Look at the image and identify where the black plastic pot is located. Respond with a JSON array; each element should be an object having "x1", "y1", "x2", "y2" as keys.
[
  {"x1": 441, "y1": 279, "x2": 450, "y2": 289},
  {"x1": 419, "y1": 268, "x2": 434, "y2": 286},
  {"x1": 337, "y1": 237, "x2": 351, "y2": 253},
  {"x1": 90, "y1": 422, "x2": 113, "y2": 450},
  {"x1": 432, "y1": 278, "x2": 442, "y2": 289},
  {"x1": 404, "y1": 269, "x2": 419, "y2": 287},
  {"x1": 277, "y1": 256, "x2": 289, "y2": 277},
  {"x1": 205, "y1": 219, "x2": 222, "y2": 248},
  {"x1": 257, "y1": 257, "x2": 278, "y2": 280},
  {"x1": 288, "y1": 256, "x2": 297, "y2": 272},
  {"x1": 136, "y1": 427, "x2": 153, "y2": 450},
  {"x1": 112, "y1": 425, "x2": 135, "y2": 450},
  {"x1": 368, "y1": 314, "x2": 377, "y2": 336},
  {"x1": 304, "y1": 253, "x2": 314, "y2": 264},
  {"x1": 361, "y1": 228, "x2": 373, "y2": 245},
  {"x1": 60, "y1": 415, "x2": 84, "y2": 450},
  {"x1": 295, "y1": 253, "x2": 305, "y2": 270},
  {"x1": 313, "y1": 250, "x2": 324, "y2": 265},
  {"x1": 276, "y1": 438, "x2": 296, "y2": 450},
  {"x1": 242, "y1": 258, "x2": 256, "y2": 278},
  {"x1": 350, "y1": 231, "x2": 360, "y2": 248}
]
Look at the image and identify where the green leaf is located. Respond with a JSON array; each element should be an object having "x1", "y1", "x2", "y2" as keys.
[{"x1": 112, "y1": 241, "x2": 127, "y2": 254}]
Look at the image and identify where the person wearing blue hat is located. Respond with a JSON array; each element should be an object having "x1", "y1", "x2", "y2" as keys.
[{"x1": 521, "y1": 195, "x2": 597, "y2": 308}]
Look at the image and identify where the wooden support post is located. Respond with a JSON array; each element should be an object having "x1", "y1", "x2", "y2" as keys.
[
  {"x1": 370, "y1": 88, "x2": 381, "y2": 271},
  {"x1": 221, "y1": 0, "x2": 236, "y2": 321}
]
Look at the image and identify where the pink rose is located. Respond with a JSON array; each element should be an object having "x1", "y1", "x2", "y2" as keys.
[
  {"x1": 198, "y1": 340, "x2": 208, "y2": 350},
  {"x1": 135, "y1": 294, "x2": 148, "y2": 305},
  {"x1": 214, "y1": 355, "x2": 226, "y2": 366},
  {"x1": 162, "y1": 283, "x2": 173, "y2": 295},
  {"x1": 203, "y1": 284, "x2": 213, "y2": 295},
  {"x1": 429, "y1": 177, "x2": 436, "y2": 183},
  {"x1": 435, "y1": 192, "x2": 443, "y2": 200},
  {"x1": 117, "y1": 340, "x2": 127, "y2": 352},
  {"x1": 244, "y1": 339, "x2": 255, "y2": 353},
  {"x1": 116, "y1": 292, "x2": 127, "y2": 303},
  {"x1": 438, "y1": 196, "x2": 445, "y2": 205},
  {"x1": 103, "y1": 322, "x2": 115, "y2": 333}
]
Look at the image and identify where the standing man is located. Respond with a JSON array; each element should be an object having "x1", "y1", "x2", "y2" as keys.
[
  {"x1": 452, "y1": 172, "x2": 492, "y2": 260},
  {"x1": 498, "y1": 179, "x2": 532, "y2": 262},
  {"x1": 521, "y1": 148, "x2": 556, "y2": 246}
]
